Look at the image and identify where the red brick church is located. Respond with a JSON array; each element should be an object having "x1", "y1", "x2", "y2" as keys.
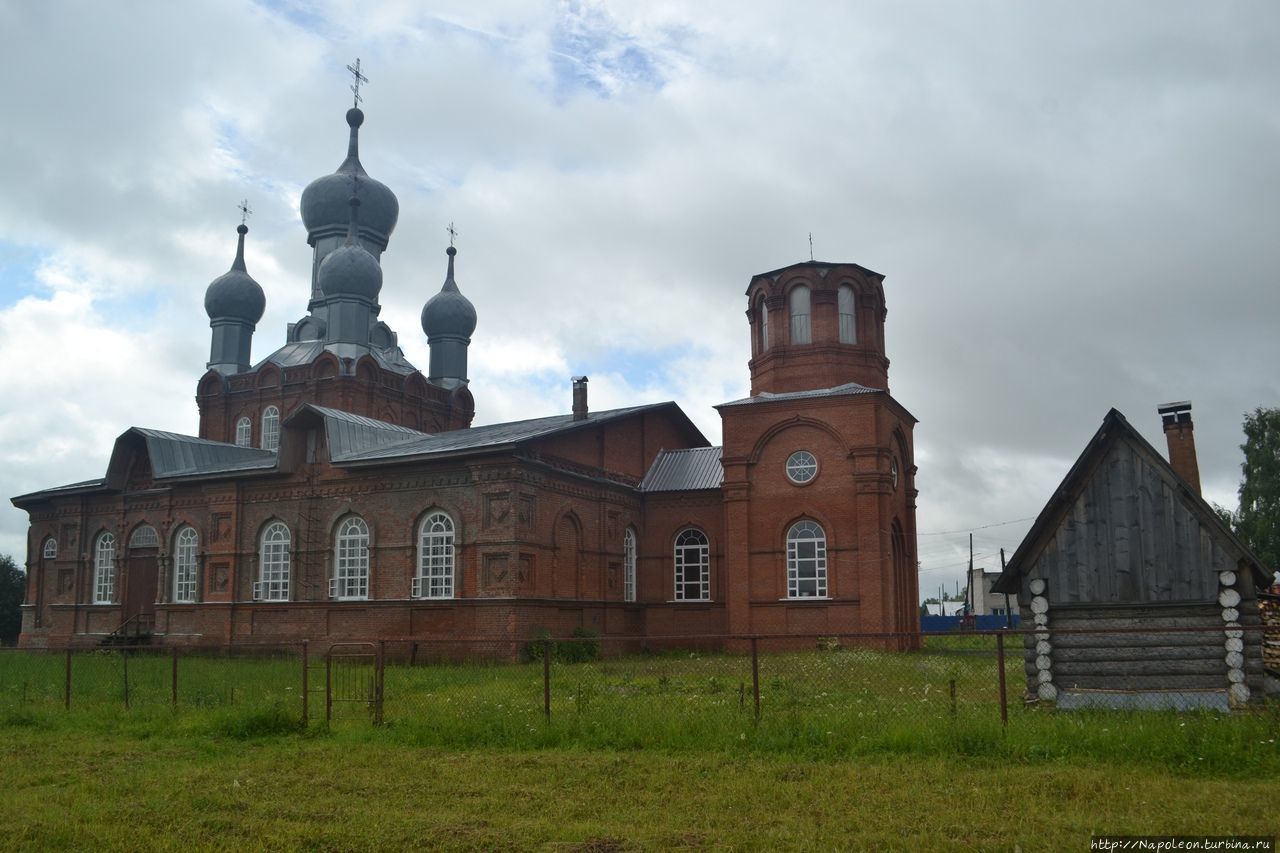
[{"x1": 13, "y1": 102, "x2": 919, "y2": 648}]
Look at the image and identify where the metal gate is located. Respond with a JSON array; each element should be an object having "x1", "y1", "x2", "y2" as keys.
[{"x1": 325, "y1": 642, "x2": 383, "y2": 724}]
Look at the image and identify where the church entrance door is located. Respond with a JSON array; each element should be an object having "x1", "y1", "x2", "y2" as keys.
[{"x1": 124, "y1": 552, "x2": 159, "y2": 624}]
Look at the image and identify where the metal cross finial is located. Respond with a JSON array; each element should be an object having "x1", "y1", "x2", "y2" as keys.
[
  {"x1": 446, "y1": 222, "x2": 458, "y2": 247},
  {"x1": 238, "y1": 199, "x2": 253, "y2": 225},
  {"x1": 346, "y1": 57, "x2": 369, "y2": 107},
  {"x1": 808, "y1": 232, "x2": 814, "y2": 261}
]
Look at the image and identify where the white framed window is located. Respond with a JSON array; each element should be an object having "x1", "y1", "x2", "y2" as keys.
[
  {"x1": 789, "y1": 285, "x2": 811, "y2": 344},
  {"x1": 129, "y1": 525, "x2": 158, "y2": 548},
  {"x1": 42, "y1": 538, "x2": 57, "y2": 560},
  {"x1": 674, "y1": 528, "x2": 709, "y2": 601},
  {"x1": 786, "y1": 450, "x2": 818, "y2": 484},
  {"x1": 235, "y1": 417, "x2": 252, "y2": 447},
  {"x1": 786, "y1": 519, "x2": 827, "y2": 599},
  {"x1": 332, "y1": 517, "x2": 370, "y2": 600},
  {"x1": 416, "y1": 511, "x2": 455, "y2": 599},
  {"x1": 757, "y1": 297, "x2": 769, "y2": 353},
  {"x1": 173, "y1": 526, "x2": 198, "y2": 603},
  {"x1": 838, "y1": 284, "x2": 856, "y2": 344},
  {"x1": 256, "y1": 521, "x2": 290, "y2": 601},
  {"x1": 93, "y1": 532, "x2": 116, "y2": 604},
  {"x1": 261, "y1": 406, "x2": 280, "y2": 451},
  {"x1": 623, "y1": 528, "x2": 637, "y2": 603}
]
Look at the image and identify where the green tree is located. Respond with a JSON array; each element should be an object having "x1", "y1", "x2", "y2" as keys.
[
  {"x1": 0, "y1": 554, "x2": 24, "y2": 644},
  {"x1": 1236, "y1": 407, "x2": 1280, "y2": 575}
]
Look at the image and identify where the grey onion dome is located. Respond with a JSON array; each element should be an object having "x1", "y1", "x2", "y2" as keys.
[
  {"x1": 299, "y1": 108, "x2": 399, "y2": 246},
  {"x1": 204, "y1": 224, "x2": 266, "y2": 323},
  {"x1": 421, "y1": 246, "x2": 477, "y2": 338},
  {"x1": 317, "y1": 197, "x2": 383, "y2": 300}
]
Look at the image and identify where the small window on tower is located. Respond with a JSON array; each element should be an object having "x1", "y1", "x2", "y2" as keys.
[
  {"x1": 786, "y1": 450, "x2": 818, "y2": 484},
  {"x1": 789, "y1": 286, "x2": 811, "y2": 345},
  {"x1": 757, "y1": 296, "x2": 769, "y2": 352},
  {"x1": 235, "y1": 417, "x2": 252, "y2": 447},
  {"x1": 838, "y1": 285, "x2": 857, "y2": 344}
]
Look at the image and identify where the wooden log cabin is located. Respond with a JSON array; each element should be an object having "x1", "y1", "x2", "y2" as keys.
[{"x1": 992, "y1": 403, "x2": 1273, "y2": 710}]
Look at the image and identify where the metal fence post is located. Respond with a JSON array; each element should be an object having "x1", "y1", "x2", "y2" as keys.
[
  {"x1": 64, "y1": 647, "x2": 72, "y2": 711},
  {"x1": 325, "y1": 646, "x2": 332, "y2": 724},
  {"x1": 122, "y1": 649, "x2": 130, "y2": 710},
  {"x1": 751, "y1": 637, "x2": 761, "y2": 722},
  {"x1": 171, "y1": 646, "x2": 179, "y2": 710},
  {"x1": 301, "y1": 640, "x2": 309, "y2": 728},
  {"x1": 375, "y1": 641, "x2": 385, "y2": 726},
  {"x1": 996, "y1": 632, "x2": 1009, "y2": 728},
  {"x1": 542, "y1": 638, "x2": 552, "y2": 721}
]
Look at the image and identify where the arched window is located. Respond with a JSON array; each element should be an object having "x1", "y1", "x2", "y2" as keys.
[
  {"x1": 93, "y1": 532, "x2": 116, "y2": 604},
  {"x1": 173, "y1": 526, "x2": 198, "y2": 603},
  {"x1": 789, "y1": 286, "x2": 811, "y2": 344},
  {"x1": 838, "y1": 285, "x2": 856, "y2": 344},
  {"x1": 416, "y1": 511, "x2": 455, "y2": 599},
  {"x1": 42, "y1": 538, "x2": 57, "y2": 560},
  {"x1": 332, "y1": 516, "x2": 370, "y2": 600},
  {"x1": 235, "y1": 417, "x2": 252, "y2": 447},
  {"x1": 787, "y1": 520, "x2": 827, "y2": 598},
  {"x1": 623, "y1": 528, "x2": 637, "y2": 603},
  {"x1": 256, "y1": 521, "x2": 290, "y2": 601},
  {"x1": 674, "y1": 528, "x2": 709, "y2": 601},
  {"x1": 129, "y1": 525, "x2": 158, "y2": 549},
  {"x1": 261, "y1": 406, "x2": 280, "y2": 451},
  {"x1": 757, "y1": 297, "x2": 769, "y2": 353}
]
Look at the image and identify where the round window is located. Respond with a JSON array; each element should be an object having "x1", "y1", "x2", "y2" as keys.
[
  {"x1": 786, "y1": 450, "x2": 818, "y2": 484},
  {"x1": 890, "y1": 457, "x2": 899, "y2": 490}
]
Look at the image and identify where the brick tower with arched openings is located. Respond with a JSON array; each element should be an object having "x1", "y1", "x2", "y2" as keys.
[{"x1": 717, "y1": 259, "x2": 919, "y2": 639}]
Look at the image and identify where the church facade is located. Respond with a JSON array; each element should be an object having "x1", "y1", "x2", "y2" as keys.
[{"x1": 13, "y1": 103, "x2": 919, "y2": 649}]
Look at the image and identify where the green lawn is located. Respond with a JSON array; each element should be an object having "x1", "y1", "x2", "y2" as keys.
[{"x1": 1, "y1": 643, "x2": 1277, "y2": 849}]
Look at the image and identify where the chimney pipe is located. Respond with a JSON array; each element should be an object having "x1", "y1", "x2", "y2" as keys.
[
  {"x1": 572, "y1": 376, "x2": 589, "y2": 421},
  {"x1": 1157, "y1": 401, "x2": 1201, "y2": 495}
]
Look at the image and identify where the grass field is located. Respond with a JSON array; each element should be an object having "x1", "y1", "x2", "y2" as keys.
[{"x1": 2, "y1": 642, "x2": 1277, "y2": 849}]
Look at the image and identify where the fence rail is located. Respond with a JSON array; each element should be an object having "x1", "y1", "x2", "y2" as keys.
[{"x1": 1, "y1": 626, "x2": 1275, "y2": 740}]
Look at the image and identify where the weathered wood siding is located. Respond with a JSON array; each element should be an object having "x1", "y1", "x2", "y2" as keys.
[{"x1": 1027, "y1": 441, "x2": 1228, "y2": 604}]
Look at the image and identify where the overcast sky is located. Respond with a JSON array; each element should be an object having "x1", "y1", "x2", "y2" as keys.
[{"x1": 1, "y1": 1, "x2": 1277, "y2": 598}]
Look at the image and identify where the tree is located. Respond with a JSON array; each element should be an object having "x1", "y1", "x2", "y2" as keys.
[
  {"x1": 1236, "y1": 407, "x2": 1280, "y2": 575},
  {"x1": 0, "y1": 555, "x2": 24, "y2": 644}
]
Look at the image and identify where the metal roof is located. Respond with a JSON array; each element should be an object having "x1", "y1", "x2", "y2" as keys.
[
  {"x1": 639, "y1": 446, "x2": 724, "y2": 492},
  {"x1": 302, "y1": 405, "x2": 432, "y2": 461},
  {"x1": 341, "y1": 403, "x2": 676, "y2": 463},
  {"x1": 130, "y1": 429, "x2": 278, "y2": 479},
  {"x1": 254, "y1": 339, "x2": 418, "y2": 375},
  {"x1": 717, "y1": 381, "x2": 881, "y2": 408}
]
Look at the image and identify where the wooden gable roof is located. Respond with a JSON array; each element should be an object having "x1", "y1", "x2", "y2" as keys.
[{"x1": 992, "y1": 409, "x2": 1271, "y2": 597}]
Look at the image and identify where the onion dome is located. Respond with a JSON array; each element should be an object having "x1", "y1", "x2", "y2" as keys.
[
  {"x1": 422, "y1": 246, "x2": 477, "y2": 338},
  {"x1": 317, "y1": 196, "x2": 383, "y2": 300},
  {"x1": 204, "y1": 224, "x2": 266, "y2": 324},
  {"x1": 299, "y1": 108, "x2": 399, "y2": 248}
]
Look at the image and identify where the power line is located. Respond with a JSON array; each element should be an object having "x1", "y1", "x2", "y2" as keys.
[{"x1": 916, "y1": 516, "x2": 1037, "y2": 537}]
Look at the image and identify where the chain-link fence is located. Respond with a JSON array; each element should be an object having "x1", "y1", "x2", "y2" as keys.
[
  {"x1": 0, "y1": 644, "x2": 305, "y2": 717},
  {"x1": 2, "y1": 626, "x2": 1275, "y2": 748}
]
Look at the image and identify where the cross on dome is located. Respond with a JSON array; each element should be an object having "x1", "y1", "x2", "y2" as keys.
[{"x1": 346, "y1": 57, "x2": 368, "y2": 108}]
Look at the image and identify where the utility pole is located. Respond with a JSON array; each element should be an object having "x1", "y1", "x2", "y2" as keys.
[{"x1": 1001, "y1": 547, "x2": 1011, "y2": 628}]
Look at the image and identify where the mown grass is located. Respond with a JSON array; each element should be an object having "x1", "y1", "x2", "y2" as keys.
[{"x1": 1, "y1": 728, "x2": 1277, "y2": 851}]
